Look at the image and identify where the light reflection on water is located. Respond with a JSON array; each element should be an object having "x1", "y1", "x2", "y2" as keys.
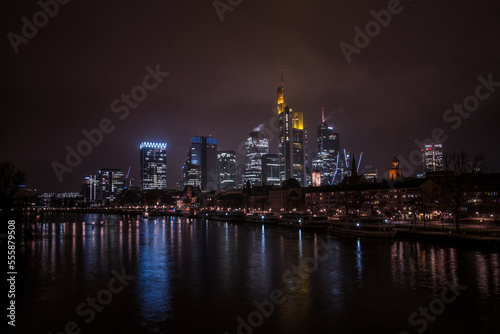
[
  {"x1": 18, "y1": 214, "x2": 500, "y2": 333},
  {"x1": 137, "y1": 218, "x2": 171, "y2": 325},
  {"x1": 356, "y1": 238, "x2": 363, "y2": 286}
]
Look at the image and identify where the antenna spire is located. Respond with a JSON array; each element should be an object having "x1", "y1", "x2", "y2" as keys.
[
  {"x1": 322, "y1": 107, "x2": 325, "y2": 123},
  {"x1": 281, "y1": 69, "x2": 284, "y2": 87}
]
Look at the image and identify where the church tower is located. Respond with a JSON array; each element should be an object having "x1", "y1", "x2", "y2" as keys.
[{"x1": 389, "y1": 157, "x2": 403, "y2": 181}]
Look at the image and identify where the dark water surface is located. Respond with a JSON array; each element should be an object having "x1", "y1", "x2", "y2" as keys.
[{"x1": 15, "y1": 214, "x2": 500, "y2": 334}]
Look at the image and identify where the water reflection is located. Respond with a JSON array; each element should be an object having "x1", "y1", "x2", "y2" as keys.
[
  {"x1": 19, "y1": 214, "x2": 500, "y2": 334},
  {"x1": 298, "y1": 229, "x2": 303, "y2": 258},
  {"x1": 389, "y1": 240, "x2": 463, "y2": 292},
  {"x1": 356, "y1": 238, "x2": 362, "y2": 286},
  {"x1": 137, "y1": 218, "x2": 171, "y2": 325}
]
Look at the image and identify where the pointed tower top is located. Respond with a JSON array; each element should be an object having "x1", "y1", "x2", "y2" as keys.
[
  {"x1": 322, "y1": 107, "x2": 325, "y2": 123},
  {"x1": 277, "y1": 70, "x2": 285, "y2": 106},
  {"x1": 351, "y1": 155, "x2": 357, "y2": 175}
]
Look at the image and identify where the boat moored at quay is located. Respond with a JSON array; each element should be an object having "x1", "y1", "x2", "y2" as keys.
[
  {"x1": 328, "y1": 216, "x2": 396, "y2": 238},
  {"x1": 245, "y1": 212, "x2": 281, "y2": 224},
  {"x1": 278, "y1": 213, "x2": 330, "y2": 230},
  {"x1": 208, "y1": 212, "x2": 246, "y2": 222}
]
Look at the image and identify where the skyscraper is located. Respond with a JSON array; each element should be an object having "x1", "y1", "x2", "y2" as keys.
[
  {"x1": 182, "y1": 163, "x2": 201, "y2": 188},
  {"x1": 277, "y1": 73, "x2": 306, "y2": 186},
  {"x1": 423, "y1": 143, "x2": 443, "y2": 174},
  {"x1": 305, "y1": 125, "x2": 311, "y2": 186},
  {"x1": 277, "y1": 73, "x2": 289, "y2": 181},
  {"x1": 262, "y1": 154, "x2": 281, "y2": 186},
  {"x1": 98, "y1": 169, "x2": 124, "y2": 203},
  {"x1": 244, "y1": 131, "x2": 269, "y2": 186},
  {"x1": 83, "y1": 175, "x2": 99, "y2": 204},
  {"x1": 140, "y1": 142, "x2": 167, "y2": 190},
  {"x1": 189, "y1": 136, "x2": 218, "y2": 191},
  {"x1": 311, "y1": 170, "x2": 321, "y2": 187},
  {"x1": 339, "y1": 150, "x2": 351, "y2": 181},
  {"x1": 218, "y1": 150, "x2": 237, "y2": 190},
  {"x1": 316, "y1": 108, "x2": 340, "y2": 185}
]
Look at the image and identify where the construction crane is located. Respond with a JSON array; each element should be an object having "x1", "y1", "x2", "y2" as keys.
[
  {"x1": 125, "y1": 166, "x2": 131, "y2": 179},
  {"x1": 330, "y1": 152, "x2": 340, "y2": 185},
  {"x1": 357, "y1": 152, "x2": 363, "y2": 173}
]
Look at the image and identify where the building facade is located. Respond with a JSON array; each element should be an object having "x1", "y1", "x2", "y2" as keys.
[
  {"x1": 311, "y1": 170, "x2": 321, "y2": 187},
  {"x1": 423, "y1": 143, "x2": 443, "y2": 174},
  {"x1": 244, "y1": 131, "x2": 269, "y2": 186},
  {"x1": 140, "y1": 142, "x2": 167, "y2": 190},
  {"x1": 316, "y1": 108, "x2": 340, "y2": 185},
  {"x1": 189, "y1": 136, "x2": 218, "y2": 191},
  {"x1": 277, "y1": 74, "x2": 306, "y2": 185},
  {"x1": 83, "y1": 175, "x2": 99, "y2": 204},
  {"x1": 262, "y1": 154, "x2": 281, "y2": 186},
  {"x1": 218, "y1": 150, "x2": 237, "y2": 190},
  {"x1": 182, "y1": 163, "x2": 201, "y2": 188},
  {"x1": 98, "y1": 169, "x2": 124, "y2": 203}
]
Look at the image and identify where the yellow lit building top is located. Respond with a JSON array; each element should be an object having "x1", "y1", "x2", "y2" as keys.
[{"x1": 292, "y1": 111, "x2": 303, "y2": 130}]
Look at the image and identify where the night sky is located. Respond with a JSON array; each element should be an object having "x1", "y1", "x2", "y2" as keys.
[{"x1": 2, "y1": 0, "x2": 499, "y2": 192}]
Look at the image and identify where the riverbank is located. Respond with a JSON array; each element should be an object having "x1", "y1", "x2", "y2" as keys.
[
  {"x1": 22, "y1": 210, "x2": 500, "y2": 251},
  {"x1": 30, "y1": 207, "x2": 183, "y2": 217},
  {"x1": 394, "y1": 227, "x2": 500, "y2": 251}
]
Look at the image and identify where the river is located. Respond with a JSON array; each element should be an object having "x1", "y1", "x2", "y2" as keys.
[{"x1": 15, "y1": 213, "x2": 500, "y2": 334}]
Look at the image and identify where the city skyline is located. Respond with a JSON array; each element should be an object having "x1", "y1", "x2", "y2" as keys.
[
  {"x1": 2, "y1": 82, "x2": 493, "y2": 193},
  {"x1": 2, "y1": 0, "x2": 499, "y2": 192},
  {"x1": 5, "y1": 2, "x2": 500, "y2": 333},
  {"x1": 2, "y1": 95, "x2": 493, "y2": 192}
]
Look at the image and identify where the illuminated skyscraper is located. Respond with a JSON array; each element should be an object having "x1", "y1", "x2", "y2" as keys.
[
  {"x1": 277, "y1": 73, "x2": 288, "y2": 181},
  {"x1": 189, "y1": 136, "x2": 218, "y2": 191},
  {"x1": 311, "y1": 170, "x2": 321, "y2": 187},
  {"x1": 277, "y1": 72, "x2": 306, "y2": 185},
  {"x1": 218, "y1": 150, "x2": 237, "y2": 190},
  {"x1": 244, "y1": 131, "x2": 269, "y2": 186},
  {"x1": 140, "y1": 142, "x2": 167, "y2": 190},
  {"x1": 339, "y1": 150, "x2": 351, "y2": 180},
  {"x1": 182, "y1": 163, "x2": 201, "y2": 188},
  {"x1": 236, "y1": 165, "x2": 245, "y2": 189},
  {"x1": 83, "y1": 175, "x2": 99, "y2": 204},
  {"x1": 262, "y1": 154, "x2": 281, "y2": 186},
  {"x1": 98, "y1": 169, "x2": 124, "y2": 203},
  {"x1": 305, "y1": 125, "x2": 311, "y2": 186},
  {"x1": 316, "y1": 108, "x2": 340, "y2": 185},
  {"x1": 423, "y1": 143, "x2": 443, "y2": 174}
]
